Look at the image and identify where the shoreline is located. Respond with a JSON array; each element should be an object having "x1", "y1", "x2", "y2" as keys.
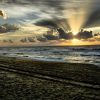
[
  {"x1": 0, "y1": 55, "x2": 99, "y2": 66},
  {"x1": 1, "y1": 54, "x2": 100, "y2": 67}
]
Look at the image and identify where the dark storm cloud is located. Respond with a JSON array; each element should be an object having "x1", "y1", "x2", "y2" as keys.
[
  {"x1": 75, "y1": 30, "x2": 93, "y2": 39},
  {"x1": 94, "y1": 33, "x2": 100, "y2": 37},
  {"x1": 34, "y1": 20, "x2": 58, "y2": 28},
  {"x1": 34, "y1": 17, "x2": 96, "y2": 40},
  {"x1": 28, "y1": 37, "x2": 35, "y2": 42},
  {"x1": 37, "y1": 37, "x2": 47, "y2": 42},
  {"x1": 0, "y1": 10, "x2": 4, "y2": 17},
  {"x1": 20, "y1": 37, "x2": 35, "y2": 43},
  {"x1": 43, "y1": 34, "x2": 58, "y2": 40},
  {"x1": 34, "y1": 20, "x2": 94, "y2": 40},
  {"x1": 0, "y1": 24, "x2": 19, "y2": 33},
  {"x1": 34, "y1": 19, "x2": 70, "y2": 31},
  {"x1": 40, "y1": 28, "x2": 94, "y2": 41},
  {"x1": 57, "y1": 28, "x2": 73, "y2": 40},
  {"x1": 20, "y1": 38, "x2": 27, "y2": 43}
]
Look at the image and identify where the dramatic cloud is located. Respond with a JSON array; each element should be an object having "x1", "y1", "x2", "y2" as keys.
[
  {"x1": 75, "y1": 30, "x2": 93, "y2": 39},
  {"x1": 0, "y1": 0, "x2": 99, "y2": 46},
  {"x1": 0, "y1": 10, "x2": 7, "y2": 19},
  {"x1": 0, "y1": 10, "x2": 4, "y2": 17},
  {"x1": 0, "y1": 24, "x2": 19, "y2": 33},
  {"x1": 0, "y1": 0, "x2": 99, "y2": 28},
  {"x1": 35, "y1": 20, "x2": 58, "y2": 28}
]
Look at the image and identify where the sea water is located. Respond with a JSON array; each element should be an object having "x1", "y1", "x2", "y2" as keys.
[{"x1": 0, "y1": 46, "x2": 100, "y2": 66}]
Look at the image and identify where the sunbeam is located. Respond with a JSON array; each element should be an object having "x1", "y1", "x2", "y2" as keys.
[{"x1": 63, "y1": 0, "x2": 94, "y2": 35}]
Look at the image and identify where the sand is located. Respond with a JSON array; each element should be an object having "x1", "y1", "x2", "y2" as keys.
[{"x1": 0, "y1": 56, "x2": 100, "y2": 100}]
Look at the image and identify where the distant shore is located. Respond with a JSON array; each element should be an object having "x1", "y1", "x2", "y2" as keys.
[{"x1": 0, "y1": 56, "x2": 100, "y2": 100}]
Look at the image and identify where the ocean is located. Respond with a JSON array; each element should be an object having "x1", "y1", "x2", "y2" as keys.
[{"x1": 0, "y1": 46, "x2": 100, "y2": 66}]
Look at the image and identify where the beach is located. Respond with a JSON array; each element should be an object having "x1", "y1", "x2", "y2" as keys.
[
  {"x1": 0, "y1": 56, "x2": 100, "y2": 100},
  {"x1": 0, "y1": 0, "x2": 100, "y2": 99}
]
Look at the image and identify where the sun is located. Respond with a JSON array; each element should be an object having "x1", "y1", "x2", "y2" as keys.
[
  {"x1": 71, "y1": 38, "x2": 82, "y2": 45},
  {"x1": 73, "y1": 31, "x2": 78, "y2": 35}
]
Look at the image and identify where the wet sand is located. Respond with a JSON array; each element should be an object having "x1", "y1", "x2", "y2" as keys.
[{"x1": 0, "y1": 56, "x2": 100, "y2": 100}]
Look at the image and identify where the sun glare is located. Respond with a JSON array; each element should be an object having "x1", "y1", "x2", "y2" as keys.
[
  {"x1": 72, "y1": 38, "x2": 79, "y2": 42},
  {"x1": 71, "y1": 38, "x2": 81, "y2": 45},
  {"x1": 73, "y1": 31, "x2": 78, "y2": 35}
]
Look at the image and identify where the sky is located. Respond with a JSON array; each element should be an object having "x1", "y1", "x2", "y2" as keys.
[{"x1": 0, "y1": 0, "x2": 100, "y2": 46}]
